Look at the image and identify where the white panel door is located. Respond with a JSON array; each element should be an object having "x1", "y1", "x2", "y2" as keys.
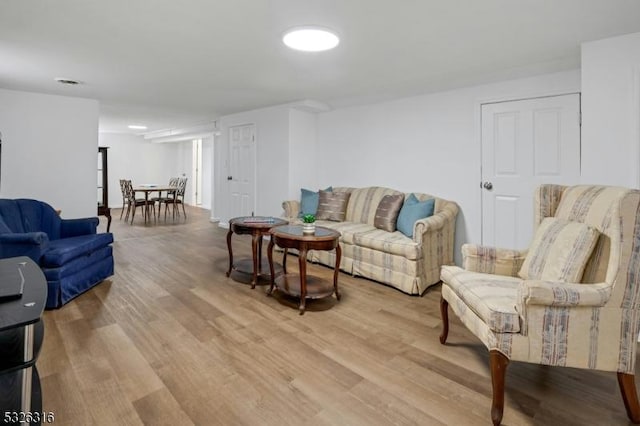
[
  {"x1": 229, "y1": 124, "x2": 256, "y2": 218},
  {"x1": 481, "y1": 94, "x2": 581, "y2": 249}
]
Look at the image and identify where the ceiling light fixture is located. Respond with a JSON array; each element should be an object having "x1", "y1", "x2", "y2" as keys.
[
  {"x1": 128, "y1": 125, "x2": 147, "y2": 130},
  {"x1": 55, "y1": 78, "x2": 81, "y2": 85},
  {"x1": 282, "y1": 26, "x2": 340, "y2": 52}
]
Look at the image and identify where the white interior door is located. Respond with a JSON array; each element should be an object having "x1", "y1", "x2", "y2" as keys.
[
  {"x1": 229, "y1": 124, "x2": 256, "y2": 218},
  {"x1": 481, "y1": 94, "x2": 581, "y2": 249}
]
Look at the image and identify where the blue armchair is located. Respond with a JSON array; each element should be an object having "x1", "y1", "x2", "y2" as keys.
[{"x1": 0, "y1": 199, "x2": 114, "y2": 309}]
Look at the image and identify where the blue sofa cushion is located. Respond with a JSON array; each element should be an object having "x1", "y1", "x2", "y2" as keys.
[
  {"x1": 397, "y1": 194, "x2": 435, "y2": 237},
  {"x1": 42, "y1": 245, "x2": 113, "y2": 281},
  {"x1": 300, "y1": 186, "x2": 332, "y2": 217},
  {"x1": 41, "y1": 233, "x2": 114, "y2": 267}
]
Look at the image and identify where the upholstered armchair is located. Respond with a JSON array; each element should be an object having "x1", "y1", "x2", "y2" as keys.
[
  {"x1": 0, "y1": 199, "x2": 114, "y2": 309},
  {"x1": 440, "y1": 185, "x2": 640, "y2": 425}
]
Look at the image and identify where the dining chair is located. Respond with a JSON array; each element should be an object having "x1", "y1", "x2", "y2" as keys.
[
  {"x1": 439, "y1": 184, "x2": 640, "y2": 425},
  {"x1": 151, "y1": 177, "x2": 179, "y2": 219},
  {"x1": 163, "y1": 177, "x2": 187, "y2": 220},
  {"x1": 119, "y1": 179, "x2": 128, "y2": 220},
  {"x1": 125, "y1": 180, "x2": 154, "y2": 224}
]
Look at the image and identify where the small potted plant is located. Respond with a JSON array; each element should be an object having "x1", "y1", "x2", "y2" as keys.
[{"x1": 302, "y1": 213, "x2": 316, "y2": 234}]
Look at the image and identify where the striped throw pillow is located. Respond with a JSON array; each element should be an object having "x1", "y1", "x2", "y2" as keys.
[
  {"x1": 374, "y1": 194, "x2": 404, "y2": 232},
  {"x1": 316, "y1": 190, "x2": 351, "y2": 222},
  {"x1": 518, "y1": 217, "x2": 600, "y2": 283}
]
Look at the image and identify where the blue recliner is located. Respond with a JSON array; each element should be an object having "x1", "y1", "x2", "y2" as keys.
[{"x1": 0, "y1": 199, "x2": 114, "y2": 309}]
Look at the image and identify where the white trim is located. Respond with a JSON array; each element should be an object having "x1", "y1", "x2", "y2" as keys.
[{"x1": 143, "y1": 121, "x2": 219, "y2": 142}]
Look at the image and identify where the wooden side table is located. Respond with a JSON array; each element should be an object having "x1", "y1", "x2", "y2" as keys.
[
  {"x1": 267, "y1": 225, "x2": 341, "y2": 314},
  {"x1": 226, "y1": 216, "x2": 287, "y2": 288}
]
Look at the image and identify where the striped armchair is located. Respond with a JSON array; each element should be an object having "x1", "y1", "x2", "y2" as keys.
[{"x1": 440, "y1": 185, "x2": 640, "y2": 425}]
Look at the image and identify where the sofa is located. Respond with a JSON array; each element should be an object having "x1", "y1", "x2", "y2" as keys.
[
  {"x1": 0, "y1": 199, "x2": 114, "y2": 309},
  {"x1": 283, "y1": 186, "x2": 459, "y2": 295}
]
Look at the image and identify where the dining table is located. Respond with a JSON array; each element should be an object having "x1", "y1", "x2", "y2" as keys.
[{"x1": 133, "y1": 184, "x2": 178, "y2": 222}]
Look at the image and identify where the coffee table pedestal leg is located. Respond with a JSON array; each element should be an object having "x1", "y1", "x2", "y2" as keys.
[
  {"x1": 226, "y1": 228, "x2": 233, "y2": 277},
  {"x1": 334, "y1": 243, "x2": 342, "y2": 300},
  {"x1": 298, "y1": 247, "x2": 308, "y2": 315},
  {"x1": 267, "y1": 238, "x2": 276, "y2": 295}
]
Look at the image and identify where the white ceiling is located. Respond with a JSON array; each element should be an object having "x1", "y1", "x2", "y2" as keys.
[{"x1": 1, "y1": 1, "x2": 640, "y2": 134}]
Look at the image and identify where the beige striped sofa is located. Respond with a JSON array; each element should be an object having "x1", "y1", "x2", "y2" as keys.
[{"x1": 282, "y1": 186, "x2": 459, "y2": 295}]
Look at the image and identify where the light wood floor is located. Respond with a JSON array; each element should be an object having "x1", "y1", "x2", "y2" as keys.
[{"x1": 38, "y1": 207, "x2": 636, "y2": 425}]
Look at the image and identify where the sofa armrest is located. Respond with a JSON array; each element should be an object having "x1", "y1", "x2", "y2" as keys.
[
  {"x1": 517, "y1": 280, "x2": 611, "y2": 308},
  {"x1": 413, "y1": 203, "x2": 458, "y2": 243},
  {"x1": 0, "y1": 232, "x2": 49, "y2": 263},
  {"x1": 282, "y1": 200, "x2": 300, "y2": 219},
  {"x1": 413, "y1": 203, "x2": 458, "y2": 287},
  {"x1": 61, "y1": 217, "x2": 99, "y2": 238},
  {"x1": 462, "y1": 244, "x2": 527, "y2": 277}
]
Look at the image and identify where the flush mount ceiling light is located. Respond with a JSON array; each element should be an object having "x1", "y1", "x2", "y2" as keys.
[
  {"x1": 54, "y1": 77, "x2": 81, "y2": 85},
  {"x1": 128, "y1": 125, "x2": 147, "y2": 130},
  {"x1": 282, "y1": 26, "x2": 340, "y2": 52}
]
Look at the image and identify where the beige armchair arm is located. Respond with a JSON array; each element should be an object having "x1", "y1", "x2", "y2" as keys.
[
  {"x1": 282, "y1": 200, "x2": 300, "y2": 219},
  {"x1": 517, "y1": 280, "x2": 611, "y2": 308},
  {"x1": 462, "y1": 244, "x2": 527, "y2": 277}
]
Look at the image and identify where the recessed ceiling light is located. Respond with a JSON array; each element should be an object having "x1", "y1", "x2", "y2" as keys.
[
  {"x1": 128, "y1": 125, "x2": 147, "y2": 130},
  {"x1": 54, "y1": 78, "x2": 81, "y2": 85},
  {"x1": 282, "y1": 27, "x2": 340, "y2": 52}
]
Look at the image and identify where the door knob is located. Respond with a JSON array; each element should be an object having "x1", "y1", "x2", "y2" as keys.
[
  {"x1": 483, "y1": 181, "x2": 493, "y2": 190},
  {"x1": 227, "y1": 176, "x2": 232, "y2": 181}
]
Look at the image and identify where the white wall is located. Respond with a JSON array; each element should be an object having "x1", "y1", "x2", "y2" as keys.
[
  {"x1": 317, "y1": 70, "x2": 581, "y2": 263},
  {"x1": 0, "y1": 88, "x2": 98, "y2": 218},
  {"x1": 98, "y1": 133, "x2": 183, "y2": 208},
  {"x1": 581, "y1": 32, "x2": 640, "y2": 188},
  {"x1": 214, "y1": 105, "x2": 290, "y2": 223},
  {"x1": 288, "y1": 109, "x2": 318, "y2": 198}
]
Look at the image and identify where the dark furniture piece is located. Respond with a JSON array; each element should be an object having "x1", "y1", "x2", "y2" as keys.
[
  {"x1": 226, "y1": 216, "x2": 287, "y2": 288},
  {"x1": 267, "y1": 225, "x2": 341, "y2": 314},
  {"x1": 0, "y1": 257, "x2": 47, "y2": 425},
  {"x1": 0, "y1": 199, "x2": 114, "y2": 309},
  {"x1": 97, "y1": 147, "x2": 111, "y2": 232}
]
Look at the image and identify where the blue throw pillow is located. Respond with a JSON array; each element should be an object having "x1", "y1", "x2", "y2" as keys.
[
  {"x1": 300, "y1": 187, "x2": 332, "y2": 217},
  {"x1": 396, "y1": 194, "x2": 435, "y2": 237}
]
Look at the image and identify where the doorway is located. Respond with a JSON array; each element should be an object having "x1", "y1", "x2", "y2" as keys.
[
  {"x1": 192, "y1": 139, "x2": 202, "y2": 206},
  {"x1": 481, "y1": 93, "x2": 581, "y2": 249}
]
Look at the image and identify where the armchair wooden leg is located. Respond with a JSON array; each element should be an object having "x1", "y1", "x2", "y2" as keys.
[
  {"x1": 618, "y1": 372, "x2": 640, "y2": 423},
  {"x1": 439, "y1": 296, "x2": 449, "y2": 344},
  {"x1": 490, "y1": 350, "x2": 509, "y2": 426}
]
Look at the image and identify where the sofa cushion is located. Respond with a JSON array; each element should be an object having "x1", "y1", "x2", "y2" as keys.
[
  {"x1": 353, "y1": 229, "x2": 422, "y2": 260},
  {"x1": 441, "y1": 265, "x2": 522, "y2": 333},
  {"x1": 317, "y1": 190, "x2": 351, "y2": 221},
  {"x1": 518, "y1": 217, "x2": 600, "y2": 283},
  {"x1": 316, "y1": 220, "x2": 375, "y2": 244},
  {"x1": 42, "y1": 245, "x2": 113, "y2": 280},
  {"x1": 374, "y1": 194, "x2": 404, "y2": 232},
  {"x1": 299, "y1": 187, "x2": 332, "y2": 217},
  {"x1": 41, "y1": 233, "x2": 114, "y2": 267},
  {"x1": 397, "y1": 194, "x2": 435, "y2": 237},
  {"x1": 345, "y1": 187, "x2": 404, "y2": 225}
]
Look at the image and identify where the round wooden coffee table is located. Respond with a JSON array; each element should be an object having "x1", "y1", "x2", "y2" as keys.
[
  {"x1": 267, "y1": 225, "x2": 341, "y2": 315},
  {"x1": 226, "y1": 216, "x2": 287, "y2": 288}
]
